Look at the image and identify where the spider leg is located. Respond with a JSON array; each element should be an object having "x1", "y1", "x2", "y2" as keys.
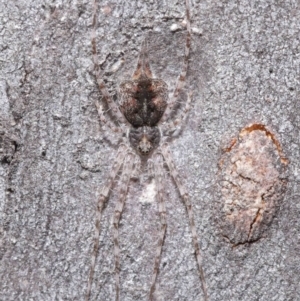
[
  {"x1": 92, "y1": 0, "x2": 127, "y2": 126},
  {"x1": 131, "y1": 155, "x2": 141, "y2": 180},
  {"x1": 161, "y1": 144, "x2": 209, "y2": 301},
  {"x1": 95, "y1": 100, "x2": 124, "y2": 135},
  {"x1": 162, "y1": 0, "x2": 192, "y2": 123},
  {"x1": 149, "y1": 153, "x2": 167, "y2": 301},
  {"x1": 85, "y1": 144, "x2": 128, "y2": 301},
  {"x1": 113, "y1": 152, "x2": 135, "y2": 301},
  {"x1": 161, "y1": 92, "x2": 193, "y2": 138}
]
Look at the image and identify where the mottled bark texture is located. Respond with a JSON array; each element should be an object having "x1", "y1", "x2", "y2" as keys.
[{"x1": 0, "y1": 0, "x2": 299, "y2": 300}]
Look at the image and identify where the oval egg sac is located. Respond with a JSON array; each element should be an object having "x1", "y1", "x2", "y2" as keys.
[{"x1": 218, "y1": 124, "x2": 288, "y2": 246}]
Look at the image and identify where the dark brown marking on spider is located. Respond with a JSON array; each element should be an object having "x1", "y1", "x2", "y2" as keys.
[
  {"x1": 218, "y1": 124, "x2": 288, "y2": 246},
  {"x1": 119, "y1": 79, "x2": 168, "y2": 128}
]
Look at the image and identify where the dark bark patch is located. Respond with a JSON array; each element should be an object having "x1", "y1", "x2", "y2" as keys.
[{"x1": 0, "y1": 133, "x2": 18, "y2": 164}]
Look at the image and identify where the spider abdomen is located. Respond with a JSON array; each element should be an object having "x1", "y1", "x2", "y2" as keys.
[{"x1": 129, "y1": 126, "x2": 160, "y2": 156}]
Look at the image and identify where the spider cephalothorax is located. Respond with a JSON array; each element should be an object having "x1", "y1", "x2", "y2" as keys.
[{"x1": 119, "y1": 78, "x2": 168, "y2": 127}]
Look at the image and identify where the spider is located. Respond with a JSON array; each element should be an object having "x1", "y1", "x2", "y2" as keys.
[{"x1": 86, "y1": 0, "x2": 208, "y2": 300}]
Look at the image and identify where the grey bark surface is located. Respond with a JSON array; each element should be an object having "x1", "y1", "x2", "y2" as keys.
[{"x1": 0, "y1": 0, "x2": 299, "y2": 300}]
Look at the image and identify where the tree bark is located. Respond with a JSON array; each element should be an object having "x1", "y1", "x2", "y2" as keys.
[{"x1": 0, "y1": 0, "x2": 299, "y2": 300}]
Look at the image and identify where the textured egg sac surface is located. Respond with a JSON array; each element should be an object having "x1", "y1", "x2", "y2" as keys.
[{"x1": 218, "y1": 124, "x2": 288, "y2": 245}]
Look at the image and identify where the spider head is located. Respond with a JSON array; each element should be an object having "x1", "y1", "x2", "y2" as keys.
[{"x1": 129, "y1": 126, "x2": 160, "y2": 156}]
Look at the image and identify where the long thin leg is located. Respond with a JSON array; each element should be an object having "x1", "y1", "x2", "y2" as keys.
[
  {"x1": 113, "y1": 152, "x2": 135, "y2": 301},
  {"x1": 161, "y1": 144, "x2": 209, "y2": 301},
  {"x1": 95, "y1": 101, "x2": 124, "y2": 135},
  {"x1": 91, "y1": 0, "x2": 127, "y2": 126},
  {"x1": 161, "y1": 92, "x2": 192, "y2": 137},
  {"x1": 85, "y1": 144, "x2": 128, "y2": 301},
  {"x1": 149, "y1": 153, "x2": 167, "y2": 300},
  {"x1": 162, "y1": 0, "x2": 192, "y2": 123}
]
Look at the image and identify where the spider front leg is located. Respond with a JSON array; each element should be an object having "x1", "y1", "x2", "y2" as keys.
[
  {"x1": 149, "y1": 153, "x2": 167, "y2": 301},
  {"x1": 113, "y1": 152, "x2": 136, "y2": 301},
  {"x1": 161, "y1": 0, "x2": 192, "y2": 124},
  {"x1": 95, "y1": 100, "x2": 124, "y2": 135},
  {"x1": 91, "y1": 0, "x2": 128, "y2": 130},
  {"x1": 161, "y1": 92, "x2": 193, "y2": 137},
  {"x1": 85, "y1": 144, "x2": 128, "y2": 301},
  {"x1": 161, "y1": 144, "x2": 209, "y2": 301}
]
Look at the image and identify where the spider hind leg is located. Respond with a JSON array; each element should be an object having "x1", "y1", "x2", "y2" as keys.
[
  {"x1": 85, "y1": 144, "x2": 128, "y2": 301},
  {"x1": 149, "y1": 152, "x2": 167, "y2": 301},
  {"x1": 113, "y1": 152, "x2": 136, "y2": 301},
  {"x1": 161, "y1": 144, "x2": 209, "y2": 301}
]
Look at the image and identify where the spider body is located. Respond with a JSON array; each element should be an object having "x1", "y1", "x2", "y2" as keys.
[
  {"x1": 86, "y1": 0, "x2": 209, "y2": 300},
  {"x1": 119, "y1": 42, "x2": 168, "y2": 156}
]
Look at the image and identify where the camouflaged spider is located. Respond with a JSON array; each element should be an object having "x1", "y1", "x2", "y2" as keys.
[{"x1": 86, "y1": 0, "x2": 208, "y2": 300}]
